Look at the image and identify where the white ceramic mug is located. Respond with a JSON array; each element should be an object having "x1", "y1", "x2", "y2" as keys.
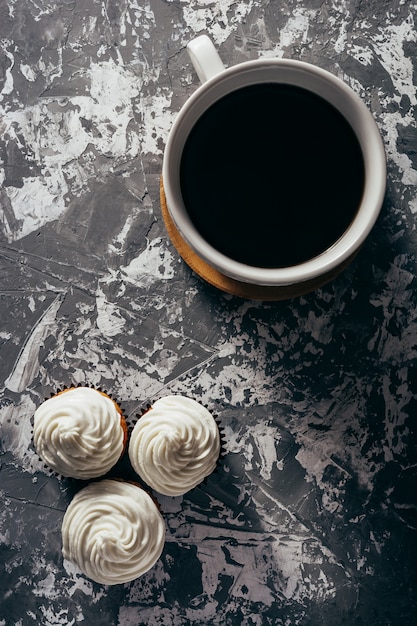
[{"x1": 162, "y1": 35, "x2": 386, "y2": 287}]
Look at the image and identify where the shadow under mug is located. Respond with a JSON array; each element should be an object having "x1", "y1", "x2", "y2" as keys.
[{"x1": 162, "y1": 35, "x2": 386, "y2": 290}]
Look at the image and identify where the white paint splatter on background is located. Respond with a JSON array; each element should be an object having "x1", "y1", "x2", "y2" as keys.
[
  {"x1": 119, "y1": 238, "x2": 176, "y2": 285},
  {"x1": 278, "y1": 8, "x2": 316, "y2": 49},
  {"x1": 138, "y1": 90, "x2": 176, "y2": 155},
  {"x1": 0, "y1": 41, "x2": 15, "y2": 98},
  {"x1": 96, "y1": 285, "x2": 127, "y2": 337},
  {"x1": 62, "y1": 560, "x2": 108, "y2": 601},
  {"x1": 0, "y1": 395, "x2": 44, "y2": 474},
  {"x1": 226, "y1": 420, "x2": 282, "y2": 480},
  {"x1": 2, "y1": 178, "x2": 67, "y2": 242},
  {"x1": 180, "y1": 0, "x2": 260, "y2": 44},
  {"x1": 4, "y1": 293, "x2": 64, "y2": 393},
  {"x1": 1, "y1": 58, "x2": 141, "y2": 242},
  {"x1": 372, "y1": 11, "x2": 417, "y2": 189}
]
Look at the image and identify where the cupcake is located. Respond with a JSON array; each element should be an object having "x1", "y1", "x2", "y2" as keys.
[
  {"x1": 62, "y1": 479, "x2": 165, "y2": 585},
  {"x1": 128, "y1": 395, "x2": 221, "y2": 496},
  {"x1": 33, "y1": 386, "x2": 127, "y2": 479}
]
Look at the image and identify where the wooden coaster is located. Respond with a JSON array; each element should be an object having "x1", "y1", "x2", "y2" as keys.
[{"x1": 160, "y1": 179, "x2": 354, "y2": 300}]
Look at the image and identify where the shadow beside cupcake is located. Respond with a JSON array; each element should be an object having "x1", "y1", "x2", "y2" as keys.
[{"x1": 32, "y1": 386, "x2": 225, "y2": 586}]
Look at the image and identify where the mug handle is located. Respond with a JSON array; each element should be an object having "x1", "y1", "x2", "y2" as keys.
[{"x1": 187, "y1": 35, "x2": 225, "y2": 83}]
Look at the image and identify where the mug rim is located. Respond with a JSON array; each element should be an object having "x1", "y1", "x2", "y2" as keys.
[{"x1": 163, "y1": 57, "x2": 386, "y2": 286}]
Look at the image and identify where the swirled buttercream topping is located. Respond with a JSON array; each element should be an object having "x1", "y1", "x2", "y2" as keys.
[
  {"x1": 62, "y1": 479, "x2": 165, "y2": 585},
  {"x1": 33, "y1": 387, "x2": 125, "y2": 479},
  {"x1": 128, "y1": 395, "x2": 220, "y2": 496}
]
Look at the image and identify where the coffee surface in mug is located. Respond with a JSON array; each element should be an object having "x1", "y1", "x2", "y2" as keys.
[{"x1": 180, "y1": 83, "x2": 365, "y2": 268}]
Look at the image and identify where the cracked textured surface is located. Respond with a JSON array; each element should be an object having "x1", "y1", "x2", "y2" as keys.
[{"x1": 0, "y1": 0, "x2": 417, "y2": 624}]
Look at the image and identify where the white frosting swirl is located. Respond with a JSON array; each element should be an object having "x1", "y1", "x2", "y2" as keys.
[
  {"x1": 62, "y1": 479, "x2": 165, "y2": 585},
  {"x1": 33, "y1": 387, "x2": 125, "y2": 479},
  {"x1": 128, "y1": 395, "x2": 220, "y2": 496}
]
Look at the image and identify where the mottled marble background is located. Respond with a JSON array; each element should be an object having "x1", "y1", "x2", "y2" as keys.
[{"x1": 0, "y1": 1, "x2": 416, "y2": 625}]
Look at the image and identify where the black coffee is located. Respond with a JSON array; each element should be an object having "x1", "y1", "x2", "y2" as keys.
[{"x1": 180, "y1": 83, "x2": 365, "y2": 268}]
